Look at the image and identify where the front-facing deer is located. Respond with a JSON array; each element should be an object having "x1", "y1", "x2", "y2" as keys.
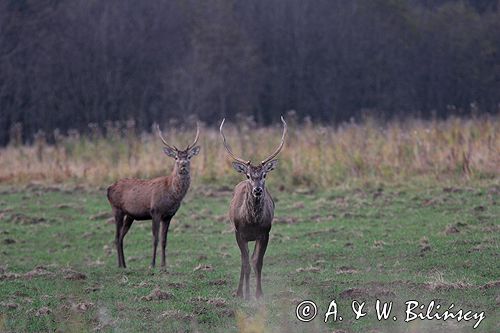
[
  {"x1": 220, "y1": 117, "x2": 287, "y2": 299},
  {"x1": 107, "y1": 124, "x2": 200, "y2": 269}
]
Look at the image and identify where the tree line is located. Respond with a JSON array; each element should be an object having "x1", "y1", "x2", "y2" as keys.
[{"x1": 0, "y1": 0, "x2": 499, "y2": 144}]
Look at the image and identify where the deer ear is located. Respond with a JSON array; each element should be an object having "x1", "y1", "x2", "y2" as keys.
[
  {"x1": 163, "y1": 147, "x2": 177, "y2": 158},
  {"x1": 188, "y1": 145, "x2": 200, "y2": 158},
  {"x1": 232, "y1": 161, "x2": 248, "y2": 174},
  {"x1": 264, "y1": 159, "x2": 278, "y2": 172}
]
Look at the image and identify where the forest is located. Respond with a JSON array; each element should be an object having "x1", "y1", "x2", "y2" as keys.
[{"x1": 0, "y1": 0, "x2": 499, "y2": 144}]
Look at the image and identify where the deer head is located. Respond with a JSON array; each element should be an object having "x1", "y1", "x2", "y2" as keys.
[
  {"x1": 220, "y1": 116, "x2": 287, "y2": 198},
  {"x1": 156, "y1": 123, "x2": 200, "y2": 175}
]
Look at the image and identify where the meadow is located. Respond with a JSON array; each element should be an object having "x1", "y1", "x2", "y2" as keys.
[
  {"x1": 0, "y1": 115, "x2": 498, "y2": 188},
  {"x1": 0, "y1": 116, "x2": 499, "y2": 332}
]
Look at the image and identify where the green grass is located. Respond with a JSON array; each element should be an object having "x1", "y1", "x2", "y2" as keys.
[{"x1": 0, "y1": 183, "x2": 499, "y2": 332}]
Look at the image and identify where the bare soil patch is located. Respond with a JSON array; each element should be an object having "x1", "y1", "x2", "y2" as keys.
[
  {"x1": 193, "y1": 264, "x2": 214, "y2": 272},
  {"x1": 141, "y1": 287, "x2": 173, "y2": 301},
  {"x1": 62, "y1": 268, "x2": 87, "y2": 280},
  {"x1": 9, "y1": 213, "x2": 48, "y2": 225},
  {"x1": 24, "y1": 266, "x2": 55, "y2": 279}
]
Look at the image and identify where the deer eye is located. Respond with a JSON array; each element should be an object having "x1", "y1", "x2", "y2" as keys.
[
  {"x1": 263, "y1": 174, "x2": 267, "y2": 178},
  {"x1": 246, "y1": 174, "x2": 250, "y2": 179}
]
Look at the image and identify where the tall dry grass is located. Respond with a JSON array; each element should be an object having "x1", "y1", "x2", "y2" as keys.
[{"x1": 0, "y1": 115, "x2": 498, "y2": 189}]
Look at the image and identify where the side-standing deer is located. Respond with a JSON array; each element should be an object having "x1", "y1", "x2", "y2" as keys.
[
  {"x1": 107, "y1": 123, "x2": 200, "y2": 269},
  {"x1": 220, "y1": 117, "x2": 287, "y2": 299}
]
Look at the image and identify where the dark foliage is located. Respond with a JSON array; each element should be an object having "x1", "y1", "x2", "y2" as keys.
[{"x1": 0, "y1": 0, "x2": 499, "y2": 144}]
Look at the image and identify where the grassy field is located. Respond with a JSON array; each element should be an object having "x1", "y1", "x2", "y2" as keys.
[{"x1": 0, "y1": 181, "x2": 498, "y2": 332}]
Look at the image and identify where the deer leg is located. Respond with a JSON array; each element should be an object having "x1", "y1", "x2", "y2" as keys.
[
  {"x1": 160, "y1": 216, "x2": 172, "y2": 268},
  {"x1": 253, "y1": 234, "x2": 269, "y2": 299},
  {"x1": 114, "y1": 209, "x2": 125, "y2": 268},
  {"x1": 235, "y1": 231, "x2": 250, "y2": 299},
  {"x1": 251, "y1": 242, "x2": 258, "y2": 271},
  {"x1": 151, "y1": 216, "x2": 161, "y2": 268},
  {"x1": 118, "y1": 215, "x2": 134, "y2": 268}
]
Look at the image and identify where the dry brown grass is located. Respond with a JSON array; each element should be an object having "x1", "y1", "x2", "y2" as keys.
[{"x1": 0, "y1": 115, "x2": 498, "y2": 188}]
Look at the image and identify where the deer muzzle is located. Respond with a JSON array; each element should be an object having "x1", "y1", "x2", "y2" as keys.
[{"x1": 252, "y1": 187, "x2": 263, "y2": 198}]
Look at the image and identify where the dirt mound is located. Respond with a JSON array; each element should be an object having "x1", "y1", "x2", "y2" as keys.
[
  {"x1": 35, "y1": 306, "x2": 51, "y2": 317},
  {"x1": 62, "y1": 268, "x2": 87, "y2": 280},
  {"x1": 24, "y1": 266, "x2": 55, "y2": 279},
  {"x1": 73, "y1": 302, "x2": 94, "y2": 312},
  {"x1": 296, "y1": 266, "x2": 321, "y2": 273},
  {"x1": 209, "y1": 279, "x2": 228, "y2": 286},
  {"x1": 9, "y1": 213, "x2": 47, "y2": 225},
  {"x1": 444, "y1": 224, "x2": 460, "y2": 235},
  {"x1": 193, "y1": 264, "x2": 214, "y2": 272},
  {"x1": 141, "y1": 287, "x2": 173, "y2": 301},
  {"x1": 479, "y1": 281, "x2": 500, "y2": 290},
  {"x1": 189, "y1": 296, "x2": 231, "y2": 316},
  {"x1": 0, "y1": 272, "x2": 21, "y2": 280},
  {"x1": 207, "y1": 297, "x2": 227, "y2": 307},
  {"x1": 336, "y1": 266, "x2": 359, "y2": 274},
  {"x1": 160, "y1": 310, "x2": 194, "y2": 320},
  {"x1": 0, "y1": 302, "x2": 18, "y2": 309}
]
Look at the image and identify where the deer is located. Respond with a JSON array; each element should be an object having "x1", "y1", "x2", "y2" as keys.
[
  {"x1": 219, "y1": 116, "x2": 287, "y2": 299},
  {"x1": 107, "y1": 123, "x2": 200, "y2": 269}
]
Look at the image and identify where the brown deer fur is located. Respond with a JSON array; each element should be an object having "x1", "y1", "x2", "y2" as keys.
[
  {"x1": 229, "y1": 177, "x2": 274, "y2": 299},
  {"x1": 107, "y1": 125, "x2": 200, "y2": 268},
  {"x1": 220, "y1": 117, "x2": 286, "y2": 299}
]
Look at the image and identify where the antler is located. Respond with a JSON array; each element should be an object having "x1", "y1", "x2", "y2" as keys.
[
  {"x1": 156, "y1": 122, "x2": 199, "y2": 151},
  {"x1": 155, "y1": 124, "x2": 178, "y2": 151},
  {"x1": 261, "y1": 116, "x2": 287, "y2": 165},
  {"x1": 219, "y1": 119, "x2": 250, "y2": 165},
  {"x1": 186, "y1": 122, "x2": 200, "y2": 150}
]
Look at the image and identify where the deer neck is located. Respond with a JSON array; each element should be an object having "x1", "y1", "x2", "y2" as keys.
[
  {"x1": 245, "y1": 185, "x2": 265, "y2": 222},
  {"x1": 169, "y1": 169, "x2": 190, "y2": 200}
]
